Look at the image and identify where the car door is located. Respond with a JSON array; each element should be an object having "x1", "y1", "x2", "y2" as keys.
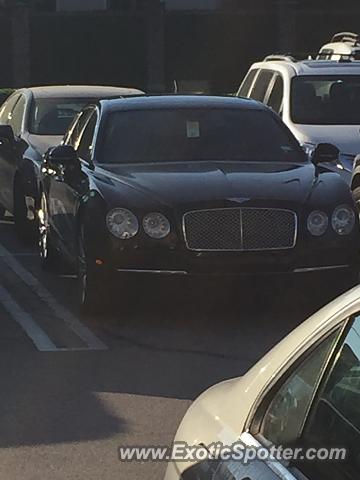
[
  {"x1": 182, "y1": 456, "x2": 288, "y2": 479},
  {"x1": 180, "y1": 327, "x2": 341, "y2": 480},
  {"x1": 245, "y1": 315, "x2": 360, "y2": 480},
  {"x1": 48, "y1": 109, "x2": 97, "y2": 259},
  {"x1": 293, "y1": 316, "x2": 360, "y2": 479},
  {"x1": 182, "y1": 316, "x2": 360, "y2": 480},
  {"x1": 0, "y1": 93, "x2": 21, "y2": 210}
]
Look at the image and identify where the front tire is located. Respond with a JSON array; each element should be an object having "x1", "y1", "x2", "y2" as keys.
[
  {"x1": 39, "y1": 192, "x2": 60, "y2": 271},
  {"x1": 14, "y1": 179, "x2": 38, "y2": 243},
  {"x1": 77, "y1": 226, "x2": 111, "y2": 314}
]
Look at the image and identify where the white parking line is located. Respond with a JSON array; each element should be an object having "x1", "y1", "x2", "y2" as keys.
[
  {"x1": 0, "y1": 285, "x2": 56, "y2": 352},
  {"x1": 0, "y1": 243, "x2": 107, "y2": 351}
]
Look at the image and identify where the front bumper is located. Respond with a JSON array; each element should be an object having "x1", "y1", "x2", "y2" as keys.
[
  {"x1": 85, "y1": 198, "x2": 360, "y2": 278},
  {"x1": 114, "y1": 264, "x2": 352, "y2": 276},
  {"x1": 89, "y1": 237, "x2": 360, "y2": 277}
]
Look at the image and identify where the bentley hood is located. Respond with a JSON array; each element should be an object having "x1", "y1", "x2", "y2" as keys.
[{"x1": 95, "y1": 160, "x2": 340, "y2": 208}]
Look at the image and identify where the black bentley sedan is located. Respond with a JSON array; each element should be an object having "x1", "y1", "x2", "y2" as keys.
[
  {"x1": 39, "y1": 96, "x2": 360, "y2": 311},
  {"x1": 0, "y1": 85, "x2": 143, "y2": 241}
]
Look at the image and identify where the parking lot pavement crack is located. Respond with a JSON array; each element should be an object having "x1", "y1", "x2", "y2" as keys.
[{"x1": 100, "y1": 325, "x2": 257, "y2": 363}]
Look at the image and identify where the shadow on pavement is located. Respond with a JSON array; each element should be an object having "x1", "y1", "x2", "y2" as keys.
[{"x1": 0, "y1": 350, "x2": 127, "y2": 448}]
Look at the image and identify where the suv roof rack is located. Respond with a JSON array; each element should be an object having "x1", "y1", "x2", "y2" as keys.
[
  {"x1": 331, "y1": 32, "x2": 360, "y2": 46},
  {"x1": 264, "y1": 52, "x2": 360, "y2": 64},
  {"x1": 263, "y1": 54, "x2": 298, "y2": 63}
]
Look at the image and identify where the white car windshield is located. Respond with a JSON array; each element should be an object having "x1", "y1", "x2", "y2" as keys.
[
  {"x1": 29, "y1": 97, "x2": 97, "y2": 135},
  {"x1": 291, "y1": 75, "x2": 360, "y2": 125}
]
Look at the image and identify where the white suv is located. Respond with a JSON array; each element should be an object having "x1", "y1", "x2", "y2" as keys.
[
  {"x1": 318, "y1": 32, "x2": 360, "y2": 61},
  {"x1": 237, "y1": 55, "x2": 360, "y2": 176}
]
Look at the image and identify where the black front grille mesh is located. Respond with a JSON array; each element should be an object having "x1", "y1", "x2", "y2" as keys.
[{"x1": 183, "y1": 208, "x2": 297, "y2": 251}]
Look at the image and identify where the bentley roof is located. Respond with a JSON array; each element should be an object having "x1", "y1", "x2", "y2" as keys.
[{"x1": 101, "y1": 95, "x2": 266, "y2": 112}]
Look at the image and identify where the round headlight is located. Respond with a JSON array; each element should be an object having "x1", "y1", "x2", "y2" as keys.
[
  {"x1": 331, "y1": 205, "x2": 355, "y2": 236},
  {"x1": 106, "y1": 208, "x2": 139, "y2": 239},
  {"x1": 143, "y1": 212, "x2": 170, "y2": 239},
  {"x1": 307, "y1": 210, "x2": 329, "y2": 236}
]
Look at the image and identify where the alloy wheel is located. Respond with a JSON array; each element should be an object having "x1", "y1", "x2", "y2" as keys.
[
  {"x1": 77, "y1": 227, "x2": 88, "y2": 306},
  {"x1": 39, "y1": 193, "x2": 49, "y2": 263}
]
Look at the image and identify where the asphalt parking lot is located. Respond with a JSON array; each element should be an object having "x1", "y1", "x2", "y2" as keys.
[{"x1": 0, "y1": 215, "x2": 354, "y2": 480}]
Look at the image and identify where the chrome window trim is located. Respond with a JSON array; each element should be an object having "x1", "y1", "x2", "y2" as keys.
[
  {"x1": 294, "y1": 265, "x2": 349, "y2": 273},
  {"x1": 116, "y1": 269, "x2": 187, "y2": 275},
  {"x1": 240, "y1": 432, "x2": 298, "y2": 480}
]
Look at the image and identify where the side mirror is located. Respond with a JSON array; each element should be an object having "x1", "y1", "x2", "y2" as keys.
[
  {"x1": 45, "y1": 145, "x2": 79, "y2": 167},
  {"x1": 0, "y1": 124, "x2": 15, "y2": 144},
  {"x1": 312, "y1": 143, "x2": 340, "y2": 165}
]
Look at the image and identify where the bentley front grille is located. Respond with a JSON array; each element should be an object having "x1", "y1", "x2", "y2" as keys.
[{"x1": 183, "y1": 207, "x2": 297, "y2": 251}]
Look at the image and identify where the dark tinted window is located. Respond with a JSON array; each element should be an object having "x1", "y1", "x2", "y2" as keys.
[
  {"x1": 260, "y1": 332, "x2": 339, "y2": 445},
  {"x1": 267, "y1": 75, "x2": 284, "y2": 114},
  {"x1": 250, "y1": 70, "x2": 274, "y2": 102},
  {"x1": 29, "y1": 97, "x2": 97, "y2": 135},
  {"x1": 77, "y1": 113, "x2": 97, "y2": 160},
  {"x1": 65, "y1": 109, "x2": 94, "y2": 148},
  {"x1": 291, "y1": 75, "x2": 360, "y2": 125},
  {"x1": 238, "y1": 69, "x2": 258, "y2": 97},
  {"x1": 98, "y1": 108, "x2": 305, "y2": 164}
]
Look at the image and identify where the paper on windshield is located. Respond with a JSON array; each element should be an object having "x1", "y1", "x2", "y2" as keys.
[{"x1": 186, "y1": 121, "x2": 200, "y2": 138}]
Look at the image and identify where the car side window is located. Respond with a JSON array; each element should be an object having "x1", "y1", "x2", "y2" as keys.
[
  {"x1": 9, "y1": 95, "x2": 26, "y2": 137},
  {"x1": 258, "y1": 329, "x2": 342, "y2": 446},
  {"x1": 318, "y1": 48, "x2": 334, "y2": 60},
  {"x1": 77, "y1": 112, "x2": 97, "y2": 161},
  {"x1": 266, "y1": 74, "x2": 284, "y2": 115},
  {"x1": 297, "y1": 316, "x2": 360, "y2": 480},
  {"x1": 65, "y1": 110, "x2": 93, "y2": 149},
  {"x1": 0, "y1": 94, "x2": 20, "y2": 125},
  {"x1": 249, "y1": 70, "x2": 275, "y2": 102},
  {"x1": 237, "y1": 69, "x2": 259, "y2": 97}
]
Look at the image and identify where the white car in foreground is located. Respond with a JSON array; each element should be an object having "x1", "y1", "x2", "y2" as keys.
[{"x1": 165, "y1": 286, "x2": 360, "y2": 479}]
